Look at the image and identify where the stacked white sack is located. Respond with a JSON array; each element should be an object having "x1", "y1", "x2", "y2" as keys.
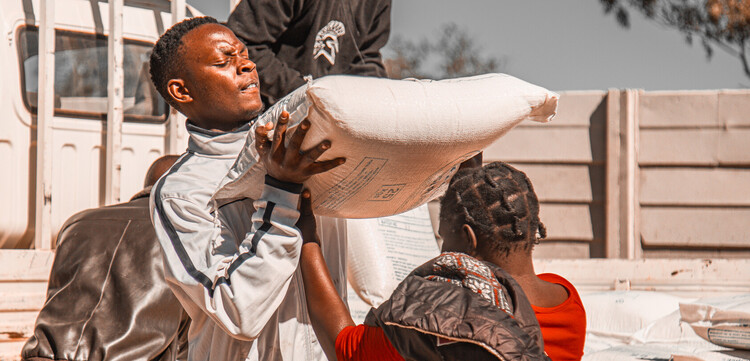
[
  {"x1": 680, "y1": 294, "x2": 750, "y2": 350},
  {"x1": 213, "y1": 73, "x2": 558, "y2": 218}
]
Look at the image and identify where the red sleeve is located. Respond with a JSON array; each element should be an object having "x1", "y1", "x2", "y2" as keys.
[
  {"x1": 335, "y1": 325, "x2": 405, "y2": 361},
  {"x1": 533, "y1": 273, "x2": 587, "y2": 361}
]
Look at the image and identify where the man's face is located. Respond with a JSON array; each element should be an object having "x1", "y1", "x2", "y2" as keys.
[{"x1": 177, "y1": 23, "x2": 262, "y2": 131}]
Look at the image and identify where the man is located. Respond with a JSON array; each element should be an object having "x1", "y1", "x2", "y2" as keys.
[
  {"x1": 148, "y1": 16, "x2": 344, "y2": 361},
  {"x1": 227, "y1": 0, "x2": 391, "y2": 105},
  {"x1": 21, "y1": 155, "x2": 190, "y2": 361}
]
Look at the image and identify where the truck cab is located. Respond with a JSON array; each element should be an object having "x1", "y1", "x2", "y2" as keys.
[
  {"x1": 0, "y1": 2, "x2": 197, "y2": 357},
  {"x1": 0, "y1": 0, "x2": 197, "y2": 250}
]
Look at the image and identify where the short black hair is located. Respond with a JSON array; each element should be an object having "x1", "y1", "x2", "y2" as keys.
[
  {"x1": 439, "y1": 162, "x2": 547, "y2": 257},
  {"x1": 149, "y1": 16, "x2": 219, "y2": 110}
]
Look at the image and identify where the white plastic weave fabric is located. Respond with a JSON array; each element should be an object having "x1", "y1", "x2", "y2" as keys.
[{"x1": 213, "y1": 73, "x2": 558, "y2": 218}]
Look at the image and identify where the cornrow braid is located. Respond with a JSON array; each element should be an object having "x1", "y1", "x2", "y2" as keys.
[
  {"x1": 440, "y1": 162, "x2": 547, "y2": 257},
  {"x1": 149, "y1": 16, "x2": 219, "y2": 110}
]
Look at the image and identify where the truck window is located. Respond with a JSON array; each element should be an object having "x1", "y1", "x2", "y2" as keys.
[{"x1": 18, "y1": 26, "x2": 167, "y2": 122}]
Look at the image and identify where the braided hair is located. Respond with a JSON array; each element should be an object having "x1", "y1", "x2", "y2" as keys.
[
  {"x1": 439, "y1": 162, "x2": 547, "y2": 257},
  {"x1": 149, "y1": 16, "x2": 219, "y2": 110}
]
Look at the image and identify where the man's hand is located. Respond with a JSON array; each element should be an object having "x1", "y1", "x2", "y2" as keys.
[
  {"x1": 296, "y1": 190, "x2": 319, "y2": 245},
  {"x1": 255, "y1": 111, "x2": 345, "y2": 184}
]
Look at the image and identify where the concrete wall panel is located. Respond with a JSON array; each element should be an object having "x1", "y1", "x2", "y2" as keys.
[
  {"x1": 485, "y1": 128, "x2": 604, "y2": 163},
  {"x1": 640, "y1": 168, "x2": 750, "y2": 206},
  {"x1": 641, "y1": 207, "x2": 750, "y2": 248},
  {"x1": 719, "y1": 91, "x2": 750, "y2": 126},
  {"x1": 639, "y1": 92, "x2": 719, "y2": 128}
]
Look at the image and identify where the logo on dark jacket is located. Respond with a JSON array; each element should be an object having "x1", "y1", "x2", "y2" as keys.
[{"x1": 313, "y1": 20, "x2": 346, "y2": 66}]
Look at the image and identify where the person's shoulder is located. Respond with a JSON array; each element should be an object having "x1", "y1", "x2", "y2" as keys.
[
  {"x1": 62, "y1": 197, "x2": 149, "y2": 227},
  {"x1": 56, "y1": 198, "x2": 152, "y2": 248},
  {"x1": 537, "y1": 273, "x2": 584, "y2": 307},
  {"x1": 152, "y1": 153, "x2": 218, "y2": 203},
  {"x1": 537, "y1": 273, "x2": 576, "y2": 291}
]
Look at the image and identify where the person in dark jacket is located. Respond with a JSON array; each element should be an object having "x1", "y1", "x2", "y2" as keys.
[
  {"x1": 21, "y1": 155, "x2": 190, "y2": 361},
  {"x1": 296, "y1": 161, "x2": 551, "y2": 361},
  {"x1": 226, "y1": 0, "x2": 391, "y2": 106},
  {"x1": 439, "y1": 162, "x2": 586, "y2": 361}
]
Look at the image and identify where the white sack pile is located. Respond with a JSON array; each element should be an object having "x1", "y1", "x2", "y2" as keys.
[
  {"x1": 213, "y1": 74, "x2": 558, "y2": 218},
  {"x1": 583, "y1": 291, "x2": 691, "y2": 347},
  {"x1": 582, "y1": 292, "x2": 750, "y2": 360},
  {"x1": 680, "y1": 294, "x2": 750, "y2": 350}
]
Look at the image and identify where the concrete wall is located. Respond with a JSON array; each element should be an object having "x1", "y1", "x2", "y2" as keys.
[{"x1": 483, "y1": 89, "x2": 750, "y2": 259}]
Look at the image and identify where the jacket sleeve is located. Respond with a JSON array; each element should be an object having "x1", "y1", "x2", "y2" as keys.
[
  {"x1": 346, "y1": 0, "x2": 390, "y2": 78},
  {"x1": 226, "y1": 0, "x2": 307, "y2": 103},
  {"x1": 151, "y1": 176, "x2": 303, "y2": 340}
]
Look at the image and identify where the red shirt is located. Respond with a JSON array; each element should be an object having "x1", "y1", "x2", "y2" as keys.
[
  {"x1": 532, "y1": 273, "x2": 587, "y2": 361},
  {"x1": 335, "y1": 325, "x2": 404, "y2": 361}
]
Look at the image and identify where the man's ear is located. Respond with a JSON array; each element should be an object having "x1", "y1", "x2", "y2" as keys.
[
  {"x1": 462, "y1": 224, "x2": 478, "y2": 256},
  {"x1": 167, "y1": 78, "x2": 192, "y2": 105}
]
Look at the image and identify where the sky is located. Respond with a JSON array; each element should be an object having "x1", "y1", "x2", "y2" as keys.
[{"x1": 186, "y1": 0, "x2": 747, "y2": 92}]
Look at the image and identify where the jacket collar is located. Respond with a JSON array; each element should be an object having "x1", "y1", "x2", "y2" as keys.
[
  {"x1": 186, "y1": 121, "x2": 254, "y2": 157},
  {"x1": 129, "y1": 186, "x2": 152, "y2": 201}
]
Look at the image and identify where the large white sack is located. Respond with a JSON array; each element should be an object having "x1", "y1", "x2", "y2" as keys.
[
  {"x1": 346, "y1": 204, "x2": 440, "y2": 307},
  {"x1": 630, "y1": 310, "x2": 712, "y2": 346},
  {"x1": 582, "y1": 343, "x2": 750, "y2": 361},
  {"x1": 582, "y1": 291, "x2": 692, "y2": 344},
  {"x1": 213, "y1": 74, "x2": 558, "y2": 218},
  {"x1": 680, "y1": 294, "x2": 750, "y2": 350}
]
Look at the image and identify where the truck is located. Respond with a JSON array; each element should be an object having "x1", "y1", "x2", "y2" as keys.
[
  {"x1": 2, "y1": 1, "x2": 749, "y2": 360},
  {"x1": 0, "y1": 0, "x2": 198, "y2": 357}
]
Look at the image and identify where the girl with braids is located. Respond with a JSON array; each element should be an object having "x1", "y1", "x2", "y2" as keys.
[
  {"x1": 297, "y1": 159, "x2": 566, "y2": 361},
  {"x1": 439, "y1": 162, "x2": 586, "y2": 361}
]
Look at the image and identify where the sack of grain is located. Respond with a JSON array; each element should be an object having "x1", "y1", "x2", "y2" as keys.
[{"x1": 213, "y1": 73, "x2": 558, "y2": 218}]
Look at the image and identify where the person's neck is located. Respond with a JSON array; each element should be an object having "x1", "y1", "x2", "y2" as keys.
[{"x1": 483, "y1": 249, "x2": 537, "y2": 281}]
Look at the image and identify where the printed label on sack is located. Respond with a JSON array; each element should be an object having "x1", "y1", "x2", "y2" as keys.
[
  {"x1": 316, "y1": 157, "x2": 387, "y2": 211},
  {"x1": 707, "y1": 328, "x2": 750, "y2": 348},
  {"x1": 377, "y1": 209, "x2": 439, "y2": 281},
  {"x1": 369, "y1": 184, "x2": 406, "y2": 201},
  {"x1": 396, "y1": 151, "x2": 478, "y2": 213}
]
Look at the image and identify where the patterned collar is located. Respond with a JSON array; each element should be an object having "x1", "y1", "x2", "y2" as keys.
[{"x1": 426, "y1": 252, "x2": 513, "y2": 314}]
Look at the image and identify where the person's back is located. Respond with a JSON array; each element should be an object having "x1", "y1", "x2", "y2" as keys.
[
  {"x1": 22, "y1": 156, "x2": 189, "y2": 361},
  {"x1": 296, "y1": 187, "x2": 549, "y2": 361},
  {"x1": 296, "y1": 160, "x2": 586, "y2": 361},
  {"x1": 227, "y1": 0, "x2": 391, "y2": 105},
  {"x1": 438, "y1": 162, "x2": 586, "y2": 361}
]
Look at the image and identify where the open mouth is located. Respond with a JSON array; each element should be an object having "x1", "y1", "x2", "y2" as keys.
[{"x1": 240, "y1": 81, "x2": 258, "y2": 92}]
